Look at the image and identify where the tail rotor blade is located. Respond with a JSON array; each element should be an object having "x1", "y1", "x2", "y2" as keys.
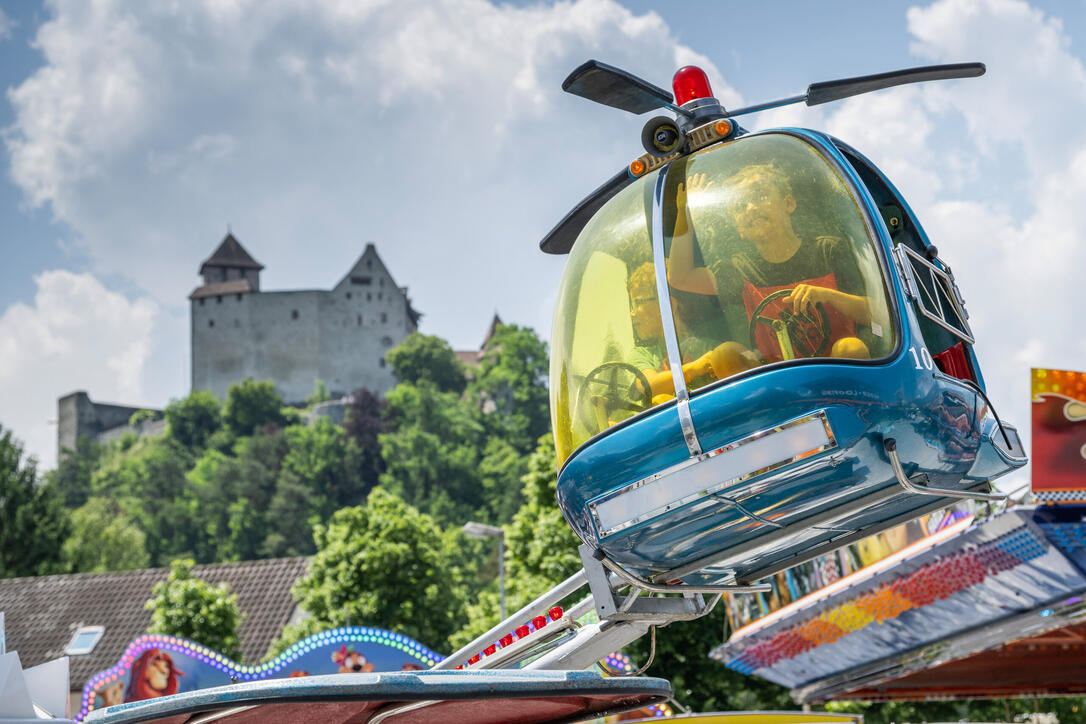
[
  {"x1": 805, "y1": 62, "x2": 985, "y2": 106},
  {"x1": 562, "y1": 59, "x2": 674, "y2": 114}
]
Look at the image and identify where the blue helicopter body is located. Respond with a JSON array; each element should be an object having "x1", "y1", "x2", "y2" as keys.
[{"x1": 551, "y1": 123, "x2": 1025, "y2": 586}]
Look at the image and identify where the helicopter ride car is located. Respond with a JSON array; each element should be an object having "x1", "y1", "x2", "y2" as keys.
[{"x1": 544, "y1": 60, "x2": 1027, "y2": 590}]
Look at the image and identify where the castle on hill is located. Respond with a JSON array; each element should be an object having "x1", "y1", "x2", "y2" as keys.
[
  {"x1": 190, "y1": 233, "x2": 420, "y2": 403},
  {"x1": 58, "y1": 234, "x2": 421, "y2": 454}
]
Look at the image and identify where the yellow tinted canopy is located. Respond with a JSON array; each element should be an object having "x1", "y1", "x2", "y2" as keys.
[{"x1": 550, "y1": 133, "x2": 895, "y2": 466}]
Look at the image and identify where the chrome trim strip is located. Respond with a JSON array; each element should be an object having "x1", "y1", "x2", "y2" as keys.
[
  {"x1": 656, "y1": 481, "x2": 905, "y2": 585},
  {"x1": 589, "y1": 410, "x2": 838, "y2": 539},
  {"x1": 598, "y1": 553, "x2": 769, "y2": 594},
  {"x1": 651, "y1": 164, "x2": 702, "y2": 457}
]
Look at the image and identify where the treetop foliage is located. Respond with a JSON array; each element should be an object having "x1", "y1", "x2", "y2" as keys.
[
  {"x1": 165, "y1": 391, "x2": 221, "y2": 450},
  {"x1": 386, "y1": 333, "x2": 466, "y2": 394},
  {"x1": 0, "y1": 424, "x2": 69, "y2": 578},
  {"x1": 146, "y1": 558, "x2": 243, "y2": 661},
  {"x1": 275, "y1": 487, "x2": 469, "y2": 653},
  {"x1": 223, "y1": 379, "x2": 285, "y2": 437}
]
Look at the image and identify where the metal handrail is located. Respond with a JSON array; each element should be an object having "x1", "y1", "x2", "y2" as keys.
[
  {"x1": 431, "y1": 569, "x2": 587, "y2": 670},
  {"x1": 884, "y1": 438, "x2": 1006, "y2": 502}
]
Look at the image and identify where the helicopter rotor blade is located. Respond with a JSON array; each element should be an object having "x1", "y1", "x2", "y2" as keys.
[
  {"x1": 724, "y1": 63, "x2": 986, "y2": 119},
  {"x1": 804, "y1": 62, "x2": 985, "y2": 106},
  {"x1": 539, "y1": 167, "x2": 633, "y2": 254},
  {"x1": 563, "y1": 59, "x2": 675, "y2": 114}
]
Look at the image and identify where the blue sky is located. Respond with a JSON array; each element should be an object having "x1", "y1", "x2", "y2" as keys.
[{"x1": 1, "y1": 0, "x2": 1083, "y2": 471}]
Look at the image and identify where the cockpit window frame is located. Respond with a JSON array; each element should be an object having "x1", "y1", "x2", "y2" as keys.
[{"x1": 554, "y1": 129, "x2": 908, "y2": 473}]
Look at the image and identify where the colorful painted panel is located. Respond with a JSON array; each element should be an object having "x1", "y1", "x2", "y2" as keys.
[
  {"x1": 1032, "y1": 367, "x2": 1086, "y2": 502},
  {"x1": 711, "y1": 509, "x2": 1086, "y2": 689},
  {"x1": 78, "y1": 626, "x2": 443, "y2": 722},
  {"x1": 723, "y1": 505, "x2": 972, "y2": 633}
]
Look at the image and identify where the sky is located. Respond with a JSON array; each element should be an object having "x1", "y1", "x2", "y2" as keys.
[{"x1": 0, "y1": 0, "x2": 1083, "y2": 475}]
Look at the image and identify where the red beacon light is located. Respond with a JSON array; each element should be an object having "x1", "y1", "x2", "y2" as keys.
[
  {"x1": 672, "y1": 65, "x2": 714, "y2": 105},
  {"x1": 515, "y1": 625, "x2": 530, "y2": 639},
  {"x1": 548, "y1": 606, "x2": 563, "y2": 622},
  {"x1": 532, "y1": 615, "x2": 547, "y2": 630},
  {"x1": 499, "y1": 633, "x2": 514, "y2": 648}
]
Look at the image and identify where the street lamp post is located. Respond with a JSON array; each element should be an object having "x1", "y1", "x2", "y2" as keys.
[{"x1": 463, "y1": 521, "x2": 505, "y2": 620}]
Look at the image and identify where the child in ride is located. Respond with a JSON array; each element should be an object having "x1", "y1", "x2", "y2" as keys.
[{"x1": 668, "y1": 164, "x2": 872, "y2": 370}]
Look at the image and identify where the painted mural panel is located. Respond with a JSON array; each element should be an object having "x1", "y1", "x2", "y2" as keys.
[
  {"x1": 78, "y1": 626, "x2": 442, "y2": 721},
  {"x1": 1032, "y1": 367, "x2": 1086, "y2": 502}
]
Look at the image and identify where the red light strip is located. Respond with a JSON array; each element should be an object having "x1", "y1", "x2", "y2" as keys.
[{"x1": 457, "y1": 606, "x2": 564, "y2": 670}]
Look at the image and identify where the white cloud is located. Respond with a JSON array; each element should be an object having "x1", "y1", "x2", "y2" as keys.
[
  {"x1": 893, "y1": 0, "x2": 1086, "y2": 483},
  {"x1": 0, "y1": 8, "x2": 14, "y2": 42},
  {"x1": 908, "y1": 0, "x2": 1086, "y2": 175},
  {"x1": 4, "y1": 0, "x2": 723, "y2": 354},
  {"x1": 3, "y1": 0, "x2": 723, "y2": 465},
  {"x1": 0, "y1": 271, "x2": 156, "y2": 468}
]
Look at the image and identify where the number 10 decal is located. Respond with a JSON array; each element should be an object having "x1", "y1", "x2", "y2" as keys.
[{"x1": 909, "y1": 346, "x2": 935, "y2": 371}]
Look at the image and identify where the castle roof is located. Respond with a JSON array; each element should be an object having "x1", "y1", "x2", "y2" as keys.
[
  {"x1": 189, "y1": 279, "x2": 255, "y2": 300},
  {"x1": 0, "y1": 557, "x2": 310, "y2": 686},
  {"x1": 455, "y1": 314, "x2": 503, "y2": 367},
  {"x1": 482, "y1": 313, "x2": 503, "y2": 349},
  {"x1": 199, "y1": 233, "x2": 264, "y2": 274}
]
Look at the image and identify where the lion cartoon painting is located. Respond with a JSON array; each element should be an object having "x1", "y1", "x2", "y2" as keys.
[{"x1": 124, "y1": 648, "x2": 183, "y2": 702}]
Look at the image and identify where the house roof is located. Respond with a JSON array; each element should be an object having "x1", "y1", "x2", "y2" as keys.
[
  {"x1": 0, "y1": 557, "x2": 310, "y2": 687},
  {"x1": 199, "y1": 233, "x2": 264, "y2": 274}
]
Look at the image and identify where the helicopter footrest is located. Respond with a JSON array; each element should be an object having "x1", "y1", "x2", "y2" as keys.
[
  {"x1": 884, "y1": 438, "x2": 1006, "y2": 502},
  {"x1": 579, "y1": 544, "x2": 769, "y2": 623}
]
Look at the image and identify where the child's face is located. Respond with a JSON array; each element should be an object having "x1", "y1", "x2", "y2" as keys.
[
  {"x1": 630, "y1": 288, "x2": 663, "y2": 341},
  {"x1": 731, "y1": 176, "x2": 794, "y2": 244}
]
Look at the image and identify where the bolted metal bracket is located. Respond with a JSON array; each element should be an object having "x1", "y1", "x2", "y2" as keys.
[{"x1": 578, "y1": 544, "x2": 767, "y2": 623}]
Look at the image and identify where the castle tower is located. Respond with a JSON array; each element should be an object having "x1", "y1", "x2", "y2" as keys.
[{"x1": 198, "y1": 232, "x2": 263, "y2": 290}]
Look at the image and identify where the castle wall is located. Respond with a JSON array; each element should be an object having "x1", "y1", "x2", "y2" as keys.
[
  {"x1": 191, "y1": 288, "x2": 256, "y2": 400},
  {"x1": 250, "y1": 290, "x2": 322, "y2": 403},
  {"x1": 57, "y1": 392, "x2": 163, "y2": 453},
  {"x1": 191, "y1": 246, "x2": 415, "y2": 404}
]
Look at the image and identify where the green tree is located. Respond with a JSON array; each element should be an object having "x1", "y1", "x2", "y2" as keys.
[
  {"x1": 386, "y1": 333, "x2": 467, "y2": 394},
  {"x1": 343, "y1": 387, "x2": 387, "y2": 487},
  {"x1": 63, "y1": 497, "x2": 150, "y2": 573},
  {"x1": 146, "y1": 558, "x2": 243, "y2": 660},
  {"x1": 827, "y1": 695, "x2": 1086, "y2": 723},
  {"x1": 129, "y1": 408, "x2": 159, "y2": 427},
  {"x1": 283, "y1": 418, "x2": 368, "y2": 513},
  {"x1": 165, "y1": 391, "x2": 222, "y2": 450},
  {"x1": 274, "y1": 487, "x2": 469, "y2": 653},
  {"x1": 261, "y1": 470, "x2": 321, "y2": 557},
  {"x1": 476, "y1": 437, "x2": 527, "y2": 524},
  {"x1": 184, "y1": 429, "x2": 289, "y2": 562},
  {"x1": 0, "y1": 425, "x2": 69, "y2": 578},
  {"x1": 451, "y1": 435, "x2": 581, "y2": 647},
  {"x1": 223, "y1": 379, "x2": 285, "y2": 437},
  {"x1": 306, "y1": 379, "x2": 331, "y2": 406},
  {"x1": 46, "y1": 435, "x2": 102, "y2": 509},
  {"x1": 91, "y1": 436, "x2": 196, "y2": 566},
  {"x1": 468, "y1": 324, "x2": 549, "y2": 454},
  {"x1": 379, "y1": 379, "x2": 486, "y2": 523}
]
